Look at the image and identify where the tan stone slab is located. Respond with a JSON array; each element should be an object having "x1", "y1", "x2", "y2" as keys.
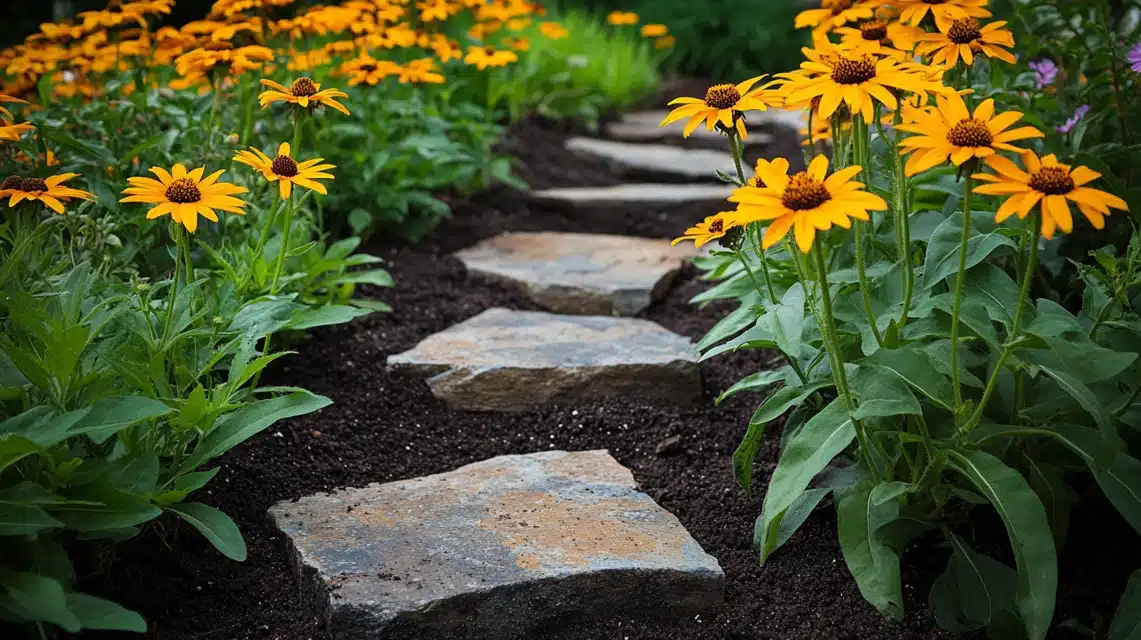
[
  {"x1": 268, "y1": 450, "x2": 724, "y2": 639},
  {"x1": 530, "y1": 183, "x2": 734, "y2": 208},
  {"x1": 386, "y1": 308, "x2": 701, "y2": 411},
  {"x1": 454, "y1": 232, "x2": 697, "y2": 316},
  {"x1": 565, "y1": 137, "x2": 739, "y2": 181}
]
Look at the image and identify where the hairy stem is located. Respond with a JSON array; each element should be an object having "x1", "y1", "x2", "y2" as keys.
[{"x1": 950, "y1": 176, "x2": 975, "y2": 411}]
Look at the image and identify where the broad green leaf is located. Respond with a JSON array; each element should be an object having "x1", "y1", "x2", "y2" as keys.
[
  {"x1": 349, "y1": 298, "x2": 393, "y2": 313},
  {"x1": 110, "y1": 454, "x2": 160, "y2": 495},
  {"x1": 757, "y1": 397, "x2": 856, "y2": 563},
  {"x1": 0, "y1": 572, "x2": 80, "y2": 631},
  {"x1": 700, "y1": 321, "x2": 777, "y2": 361},
  {"x1": 1023, "y1": 457, "x2": 1074, "y2": 551},
  {"x1": 289, "y1": 305, "x2": 373, "y2": 330},
  {"x1": 837, "y1": 480, "x2": 904, "y2": 620},
  {"x1": 929, "y1": 532, "x2": 1019, "y2": 633},
  {"x1": 948, "y1": 450, "x2": 1057, "y2": 640},
  {"x1": 332, "y1": 269, "x2": 394, "y2": 288},
  {"x1": 759, "y1": 283, "x2": 804, "y2": 360},
  {"x1": 716, "y1": 367, "x2": 789, "y2": 405},
  {"x1": 851, "y1": 365, "x2": 922, "y2": 420},
  {"x1": 70, "y1": 396, "x2": 172, "y2": 444},
  {"x1": 167, "y1": 503, "x2": 247, "y2": 561},
  {"x1": 0, "y1": 435, "x2": 41, "y2": 472},
  {"x1": 1109, "y1": 570, "x2": 1141, "y2": 640},
  {"x1": 1021, "y1": 335, "x2": 1137, "y2": 384},
  {"x1": 734, "y1": 381, "x2": 830, "y2": 497},
  {"x1": 861, "y1": 347, "x2": 956, "y2": 410},
  {"x1": 65, "y1": 593, "x2": 147, "y2": 632},
  {"x1": 1054, "y1": 425, "x2": 1141, "y2": 539},
  {"x1": 1034, "y1": 364, "x2": 1118, "y2": 453},
  {"x1": 964, "y1": 263, "x2": 1020, "y2": 330},
  {"x1": 922, "y1": 212, "x2": 1016, "y2": 290},
  {"x1": 176, "y1": 391, "x2": 332, "y2": 474},
  {"x1": 696, "y1": 294, "x2": 760, "y2": 351},
  {"x1": 764, "y1": 487, "x2": 830, "y2": 554},
  {"x1": 0, "y1": 504, "x2": 64, "y2": 536}
]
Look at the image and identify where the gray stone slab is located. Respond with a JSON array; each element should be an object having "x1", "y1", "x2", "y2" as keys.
[
  {"x1": 386, "y1": 308, "x2": 701, "y2": 411},
  {"x1": 268, "y1": 450, "x2": 724, "y2": 639},
  {"x1": 454, "y1": 232, "x2": 697, "y2": 316},
  {"x1": 530, "y1": 183, "x2": 734, "y2": 208},
  {"x1": 607, "y1": 110, "x2": 776, "y2": 146},
  {"x1": 565, "y1": 137, "x2": 738, "y2": 181}
]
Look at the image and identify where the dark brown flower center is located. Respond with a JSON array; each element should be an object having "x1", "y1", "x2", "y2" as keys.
[
  {"x1": 924, "y1": 0, "x2": 948, "y2": 4},
  {"x1": 859, "y1": 20, "x2": 888, "y2": 41},
  {"x1": 948, "y1": 18, "x2": 982, "y2": 44},
  {"x1": 204, "y1": 41, "x2": 233, "y2": 51},
  {"x1": 824, "y1": 0, "x2": 853, "y2": 14},
  {"x1": 946, "y1": 118, "x2": 994, "y2": 147},
  {"x1": 830, "y1": 55, "x2": 877, "y2": 84},
  {"x1": 291, "y1": 77, "x2": 317, "y2": 96},
  {"x1": 484, "y1": 46, "x2": 497, "y2": 55},
  {"x1": 1, "y1": 175, "x2": 25, "y2": 190},
  {"x1": 165, "y1": 177, "x2": 202, "y2": 203},
  {"x1": 360, "y1": 63, "x2": 378, "y2": 72},
  {"x1": 1028, "y1": 166, "x2": 1075, "y2": 195},
  {"x1": 20, "y1": 178, "x2": 48, "y2": 192},
  {"x1": 271, "y1": 155, "x2": 299, "y2": 177},
  {"x1": 782, "y1": 173, "x2": 832, "y2": 211},
  {"x1": 708, "y1": 217, "x2": 724, "y2": 233},
  {"x1": 704, "y1": 84, "x2": 741, "y2": 109}
]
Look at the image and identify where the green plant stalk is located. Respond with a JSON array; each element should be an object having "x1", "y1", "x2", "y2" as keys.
[
  {"x1": 851, "y1": 114, "x2": 884, "y2": 347},
  {"x1": 891, "y1": 108, "x2": 913, "y2": 325},
  {"x1": 206, "y1": 78, "x2": 222, "y2": 147},
  {"x1": 949, "y1": 176, "x2": 975, "y2": 411},
  {"x1": 811, "y1": 242, "x2": 881, "y2": 482},
  {"x1": 160, "y1": 224, "x2": 184, "y2": 350},
  {"x1": 270, "y1": 192, "x2": 295, "y2": 294},
  {"x1": 728, "y1": 130, "x2": 746, "y2": 186},
  {"x1": 733, "y1": 235, "x2": 807, "y2": 385},
  {"x1": 964, "y1": 210, "x2": 1040, "y2": 432},
  {"x1": 747, "y1": 225, "x2": 778, "y2": 303}
]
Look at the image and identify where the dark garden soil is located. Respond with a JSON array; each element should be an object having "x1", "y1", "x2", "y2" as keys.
[{"x1": 74, "y1": 117, "x2": 1140, "y2": 640}]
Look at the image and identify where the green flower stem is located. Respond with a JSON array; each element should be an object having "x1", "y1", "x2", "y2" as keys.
[
  {"x1": 811, "y1": 242, "x2": 881, "y2": 482},
  {"x1": 851, "y1": 114, "x2": 884, "y2": 348},
  {"x1": 891, "y1": 109, "x2": 914, "y2": 325},
  {"x1": 292, "y1": 110, "x2": 305, "y2": 156},
  {"x1": 747, "y1": 225, "x2": 778, "y2": 303},
  {"x1": 182, "y1": 227, "x2": 193, "y2": 286},
  {"x1": 964, "y1": 211, "x2": 1041, "y2": 432},
  {"x1": 949, "y1": 176, "x2": 975, "y2": 411},
  {"x1": 728, "y1": 130, "x2": 747, "y2": 185},
  {"x1": 270, "y1": 191, "x2": 295, "y2": 294},
  {"x1": 160, "y1": 224, "x2": 184, "y2": 349},
  {"x1": 734, "y1": 237, "x2": 806, "y2": 385},
  {"x1": 206, "y1": 78, "x2": 222, "y2": 147},
  {"x1": 806, "y1": 108, "x2": 816, "y2": 161}
]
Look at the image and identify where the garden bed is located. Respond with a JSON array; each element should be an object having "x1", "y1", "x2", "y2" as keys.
[{"x1": 77, "y1": 118, "x2": 1136, "y2": 640}]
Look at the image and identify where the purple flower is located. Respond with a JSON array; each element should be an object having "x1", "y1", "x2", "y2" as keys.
[
  {"x1": 1029, "y1": 59, "x2": 1058, "y2": 89},
  {"x1": 1057, "y1": 105, "x2": 1090, "y2": 134},
  {"x1": 1130, "y1": 43, "x2": 1141, "y2": 72}
]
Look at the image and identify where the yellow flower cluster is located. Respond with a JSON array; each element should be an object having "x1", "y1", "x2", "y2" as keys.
[
  {"x1": 606, "y1": 11, "x2": 674, "y2": 49},
  {"x1": 666, "y1": 0, "x2": 1127, "y2": 250}
]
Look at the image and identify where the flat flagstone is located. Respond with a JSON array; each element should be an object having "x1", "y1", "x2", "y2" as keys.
[
  {"x1": 268, "y1": 450, "x2": 724, "y2": 639},
  {"x1": 453, "y1": 232, "x2": 697, "y2": 315},
  {"x1": 386, "y1": 308, "x2": 701, "y2": 411},
  {"x1": 530, "y1": 183, "x2": 734, "y2": 208},
  {"x1": 607, "y1": 111, "x2": 776, "y2": 146},
  {"x1": 565, "y1": 137, "x2": 738, "y2": 181}
]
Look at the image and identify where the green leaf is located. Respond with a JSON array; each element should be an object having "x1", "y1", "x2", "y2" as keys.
[
  {"x1": 947, "y1": 450, "x2": 1057, "y2": 640},
  {"x1": 922, "y1": 212, "x2": 1016, "y2": 290},
  {"x1": 851, "y1": 365, "x2": 922, "y2": 420},
  {"x1": 860, "y1": 347, "x2": 956, "y2": 410},
  {"x1": 1109, "y1": 570, "x2": 1141, "y2": 640},
  {"x1": 1021, "y1": 334, "x2": 1137, "y2": 384},
  {"x1": 70, "y1": 396, "x2": 172, "y2": 443},
  {"x1": 837, "y1": 480, "x2": 904, "y2": 620},
  {"x1": 759, "y1": 283, "x2": 804, "y2": 359},
  {"x1": 167, "y1": 503, "x2": 247, "y2": 561},
  {"x1": 288, "y1": 305, "x2": 373, "y2": 330},
  {"x1": 0, "y1": 572, "x2": 80, "y2": 631},
  {"x1": 0, "y1": 435, "x2": 41, "y2": 472},
  {"x1": 757, "y1": 397, "x2": 856, "y2": 563},
  {"x1": 1023, "y1": 457, "x2": 1074, "y2": 551},
  {"x1": 765, "y1": 487, "x2": 830, "y2": 554},
  {"x1": 176, "y1": 391, "x2": 332, "y2": 474},
  {"x1": 1033, "y1": 364, "x2": 1118, "y2": 454},
  {"x1": 332, "y1": 270, "x2": 394, "y2": 288},
  {"x1": 696, "y1": 293, "x2": 760, "y2": 351},
  {"x1": 716, "y1": 368, "x2": 789, "y2": 405},
  {"x1": 65, "y1": 593, "x2": 146, "y2": 632},
  {"x1": 734, "y1": 381, "x2": 831, "y2": 497},
  {"x1": 929, "y1": 532, "x2": 1019, "y2": 633},
  {"x1": 1053, "y1": 425, "x2": 1141, "y2": 539},
  {"x1": 0, "y1": 504, "x2": 64, "y2": 536},
  {"x1": 965, "y1": 263, "x2": 1020, "y2": 330},
  {"x1": 349, "y1": 298, "x2": 392, "y2": 313}
]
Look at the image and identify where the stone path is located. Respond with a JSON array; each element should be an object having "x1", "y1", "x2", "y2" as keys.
[
  {"x1": 607, "y1": 110, "x2": 777, "y2": 146},
  {"x1": 387, "y1": 308, "x2": 701, "y2": 411},
  {"x1": 454, "y1": 231, "x2": 698, "y2": 316},
  {"x1": 269, "y1": 450, "x2": 724, "y2": 639},
  {"x1": 565, "y1": 137, "x2": 739, "y2": 181},
  {"x1": 268, "y1": 104, "x2": 810, "y2": 637}
]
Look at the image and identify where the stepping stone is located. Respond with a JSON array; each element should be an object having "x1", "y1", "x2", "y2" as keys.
[
  {"x1": 565, "y1": 137, "x2": 738, "y2": 181},
  {"x1": 268, "y1": 450, "x2": 724, "y2": 639},
  {"x1": 387, "y1": 308, "x2": 700, "y2": 411},
  {"x1": 454, "y1": 232, "x2": 697, "y2": 316},
  {"x1": 608, "y1": 111, "x2": 775, "y2": 146},
  {"x1": 531, "y1": 183, "x2": 734, "y2": 209}
]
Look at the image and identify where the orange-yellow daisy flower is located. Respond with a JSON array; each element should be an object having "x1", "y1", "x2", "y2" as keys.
[
  {"x1": 0, "y1": 120, "x2": 35, "y2": 142},
  {"x1": 671, "y1": 212, "x2": 742, "y2": 248},
  {"x1": 795, "y1": 0, "x2": 875, "y2": 33},
  {"x1": 259, "y1": 77, "x2": 350, "y2": 115},
  {"x1": 973, "y1": 152, "x2": 1129, "y2": 240},
  {"x1": 659, "y1": 77, "x2": 778, "y2": 139},
  {"x1": 607, "y1": 11, "x2": 639, "y2": 26},
  {"x1": 464, "y1": 46, "x2": 518, "y2": 70},
  {"x1": 895, "y1": 0, "x2": 991, "y2": 30},
  {"x1": 233, "y1": 142, "x2": 335, "y2": 200},
  {"x1": 781, "y1": 47, "x2": 939, "y2": 122},
  {"x1": 120, "y1": 164, "x2": 248, "y2": 233},
  {"x1": 897, "y1": 91, "x2": 1043, "y2": 176},
  {"x1": 0, "y1": 173, "x2": 94, "y2": 214},
  {"x1": 729, "y1": 155, "x2": 887, "y2": 252}
]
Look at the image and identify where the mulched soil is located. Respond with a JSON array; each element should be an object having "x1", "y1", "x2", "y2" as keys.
[{"x1": 73, "y1": 115, "x2": 1140, "y2": 640}]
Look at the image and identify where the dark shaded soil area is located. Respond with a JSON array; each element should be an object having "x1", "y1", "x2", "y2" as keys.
[{"x1": 74, "y1": 116, "x2": 1139, "y2": 640}]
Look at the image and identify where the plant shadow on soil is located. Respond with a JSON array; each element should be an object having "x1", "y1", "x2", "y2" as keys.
[{"x1": 72, "y1": 117, "x2": 1138, "y2": 640}]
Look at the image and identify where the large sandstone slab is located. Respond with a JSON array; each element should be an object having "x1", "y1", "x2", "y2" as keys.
[
  {"x1": 565, "y1": 137, "x2": 738, "y2": 181},
  {"x1": 531, "y1": 183, "x2": 734, "y2": 208},
  {"x1": 386, "y1": 308, "x2": 701, "y2": 411},
  {"x1": 607, "y1": 110, "x2": 776, "y2": 146},
  {"x1": 454, "y1": 232, "x2": 696, "y2": 316},
  {"x1": 268, "y1": 450, "x2": 724, "y2": 639}
]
